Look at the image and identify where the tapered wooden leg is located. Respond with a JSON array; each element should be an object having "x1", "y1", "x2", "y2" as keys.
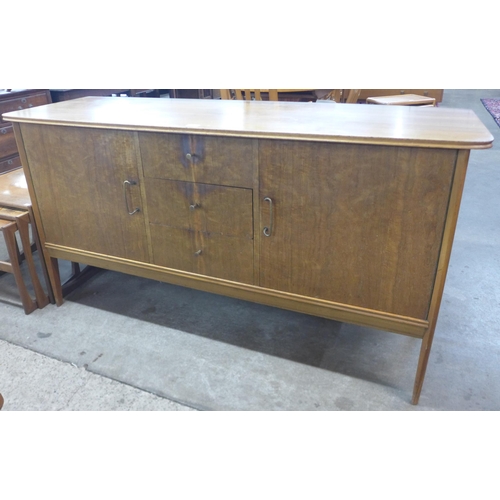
[
  {"x1": 16, "y1": 213, "x2": 49, "y2": 309},
  {"x1": 48, "y1": 257, "x2": 64, "y2": 306},
  {"x1": 412, "y1": 327, "x2": 436, "y2": 405},
  {"x1": 27, "y1": 206, "x2": 55, "y2": 304},
  {"x1": 412, "y1": 152, "x2": 471, "y2": 404},
  {"x1": 1, "y1": 222, "x2": 37, "y2": 314}
]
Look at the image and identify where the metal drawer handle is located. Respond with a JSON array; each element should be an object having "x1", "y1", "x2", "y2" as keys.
[
  {"x1": 123, "y1": 180, "x2": 140, "y2": 215},
  {"x1": 263, "y1": 197, "x2": 273, "y2": 237}
]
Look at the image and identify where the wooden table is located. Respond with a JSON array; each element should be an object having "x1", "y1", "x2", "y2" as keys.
[{"x1": 4, "y1": 97, "x2": 493, "y2": 404}]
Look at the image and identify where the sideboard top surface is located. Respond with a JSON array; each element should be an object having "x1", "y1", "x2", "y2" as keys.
[{"x1": 3, "y1": 96, "x2": 494, "y2": 149}]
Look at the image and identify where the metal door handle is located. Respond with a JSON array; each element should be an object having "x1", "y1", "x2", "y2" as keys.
[
  {"x1": 263, "y1": 197, "x2": 273, "y2": 237},
  {"x1": 123, "y1": 180, "x2": 140, "y2": 215}
]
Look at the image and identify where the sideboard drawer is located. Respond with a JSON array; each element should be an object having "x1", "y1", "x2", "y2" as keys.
[
  {"x1": 139, "y1": 132, "x2": 255, "y2": 188},
  {"x1": 0, "y1": 91, "x2": 50, "y2": 123},
  {"x1": 0, "y1": 154, "x2": 22, "y2": 174},
  {"x1": 0, "y1": 124, "x2": 18, "y2": 158},
  {"x1": 150, "y1": 225, "x2": 254, "y2": 284},
  {"x1": 145, "y1": 178, "x2": 253, "y2": 238}
]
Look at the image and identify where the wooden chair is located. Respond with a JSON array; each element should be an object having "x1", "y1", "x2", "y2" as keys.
[
  {"x1": 319, "y1": 89, "x2": 361, "y2": 103},
  {"x1": 0, "y1": 208, "x2": 49, "y2": 313},
  {"x1": 0, "y1": 168, "x2": 52, "y2": 311},
  {"x1": 220, "y1": 89, "x2": 279, "y2": 101}
]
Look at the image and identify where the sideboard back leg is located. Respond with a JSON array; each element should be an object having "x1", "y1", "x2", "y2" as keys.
[{"x1": 48, "y1": 257, "x2": 64, "y2": 306}]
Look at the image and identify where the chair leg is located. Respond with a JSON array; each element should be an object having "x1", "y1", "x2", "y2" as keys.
[
  {"x1": 2, "y1": 222, "x2": 37, "y2": 314},
  {"x1": 16, "y1": 213, "x2": 49, "y2": 309}
]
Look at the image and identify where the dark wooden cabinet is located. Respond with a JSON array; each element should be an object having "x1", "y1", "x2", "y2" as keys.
[{"x1": 0, "y1": 89, "x2": 51, "y2": 174}]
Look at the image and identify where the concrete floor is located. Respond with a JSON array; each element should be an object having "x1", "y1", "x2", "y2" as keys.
[{"x1": 1, "y1": 89, "x2": 499, "y2": 411}]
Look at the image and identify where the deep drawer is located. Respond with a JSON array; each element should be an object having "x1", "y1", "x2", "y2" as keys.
[{"x1": 150, "y1": 225, "x2": 254, "y2": 284}]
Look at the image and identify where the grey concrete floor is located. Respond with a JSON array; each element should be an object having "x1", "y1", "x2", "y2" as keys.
[{"x1": 1, "y1": 89, "x2": 499, "y2": 411}]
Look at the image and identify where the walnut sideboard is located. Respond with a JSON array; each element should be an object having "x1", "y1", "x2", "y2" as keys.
[{"x1": 4, "y1": 97, "x2": 493, "y2": 404}]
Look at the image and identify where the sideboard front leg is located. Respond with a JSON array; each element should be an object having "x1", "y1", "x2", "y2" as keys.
[{"x1": 412, "y1": 327, "x2": 436, "y2": 405}]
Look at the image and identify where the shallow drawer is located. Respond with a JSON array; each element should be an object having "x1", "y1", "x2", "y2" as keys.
[
  {"x1": 0, "y1": 155, "x2": 22, "y2": 174},
  {"x1": 0, "y1": 124, "x2": 18, "y2": 158},
  {"x1": 150, "y1": 225, "x2": 254, "y2": 284},
  {"x1": 0, "y1": 91, "x2": 50, "y2": 123},
  {"x1": 145, "y1": 178, "x2": 253, "y2": 238},
  {"x1": 139, "y1": 132, "x2": 255, "y2": 188}
]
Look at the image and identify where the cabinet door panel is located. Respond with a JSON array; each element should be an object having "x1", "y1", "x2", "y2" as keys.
[
  {"x1": 21, "y1": 124, "x2": 149, "y2": 262},
  {"x1": 150, "y1": 226, "x2": 254, "y2": 284},
  {"x1": 259, "y1": 140, "x2": 456, "y2": 319}
]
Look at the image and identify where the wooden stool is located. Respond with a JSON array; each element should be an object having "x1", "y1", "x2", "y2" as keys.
[
  {"x1": 0, "y1": 208, "x2": 49, "y2": 313},
  {"x1": 366, "y1": 94, "x2": 436, "y2": 106},
  {"x1": 0, "y1": 168, "x2": 55, "y2": 302}
]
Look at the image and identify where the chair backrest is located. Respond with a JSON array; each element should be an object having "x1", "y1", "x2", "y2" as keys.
[
  {"x1": 220, "y1": 89, "x2": 279, "y2": 101},
  {"x1": 320, "y1": 89, "x2": 361, "y2": 103},
  {"x1": 344, "y1": 89, "x2": 361, "y2": 103}
]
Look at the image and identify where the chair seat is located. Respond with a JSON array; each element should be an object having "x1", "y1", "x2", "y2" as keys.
[
  {"x1": 366, "y1": 94, "x2": 436, "y2": 106},
  {"x1": 0, "y1": 168, "x2": 31, "y2": 209}
]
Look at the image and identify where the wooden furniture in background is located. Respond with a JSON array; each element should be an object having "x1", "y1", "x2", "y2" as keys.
[
  {"x1": 220, "y1": 89, "x2": 317, "y2": 102},
  {"x1": 0, "y1": 209, "x2": 49, "y2": 314},
  {"x1": 0, "y1": 168, "x2": 52, "y2": 310},
  {"x1": 4, "y1": 97, "x2": 492, "y2": 404},
  {"x1": 320, "y1": 89, "x2": 361, "y2": 103},
  {"x1": 358, "y1": 89, "x2": 443, "y2": 102},
  {"x1": 170, "y1": 89, "x2": 213, "y2": 99},
  {"x1": 50, "y1": 89, "x2": 161, "y2": 102},
  {"x1": 220, "y1": 89, "x2": 279, "y2": 101},
  {"x1": 0, "y1": 89, "x2": 51, "y2": 174},
  {"x1": 367, "y1": 94, "x2": 436, "y2": 106}
]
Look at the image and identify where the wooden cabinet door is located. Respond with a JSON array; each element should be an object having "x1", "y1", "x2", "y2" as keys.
[
  {"x1": 20, "y1": 124, "x2": 149, "y2": 262},
  {"x1": 259, "y1": 140, "x2": 457, "y2": 320}
]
